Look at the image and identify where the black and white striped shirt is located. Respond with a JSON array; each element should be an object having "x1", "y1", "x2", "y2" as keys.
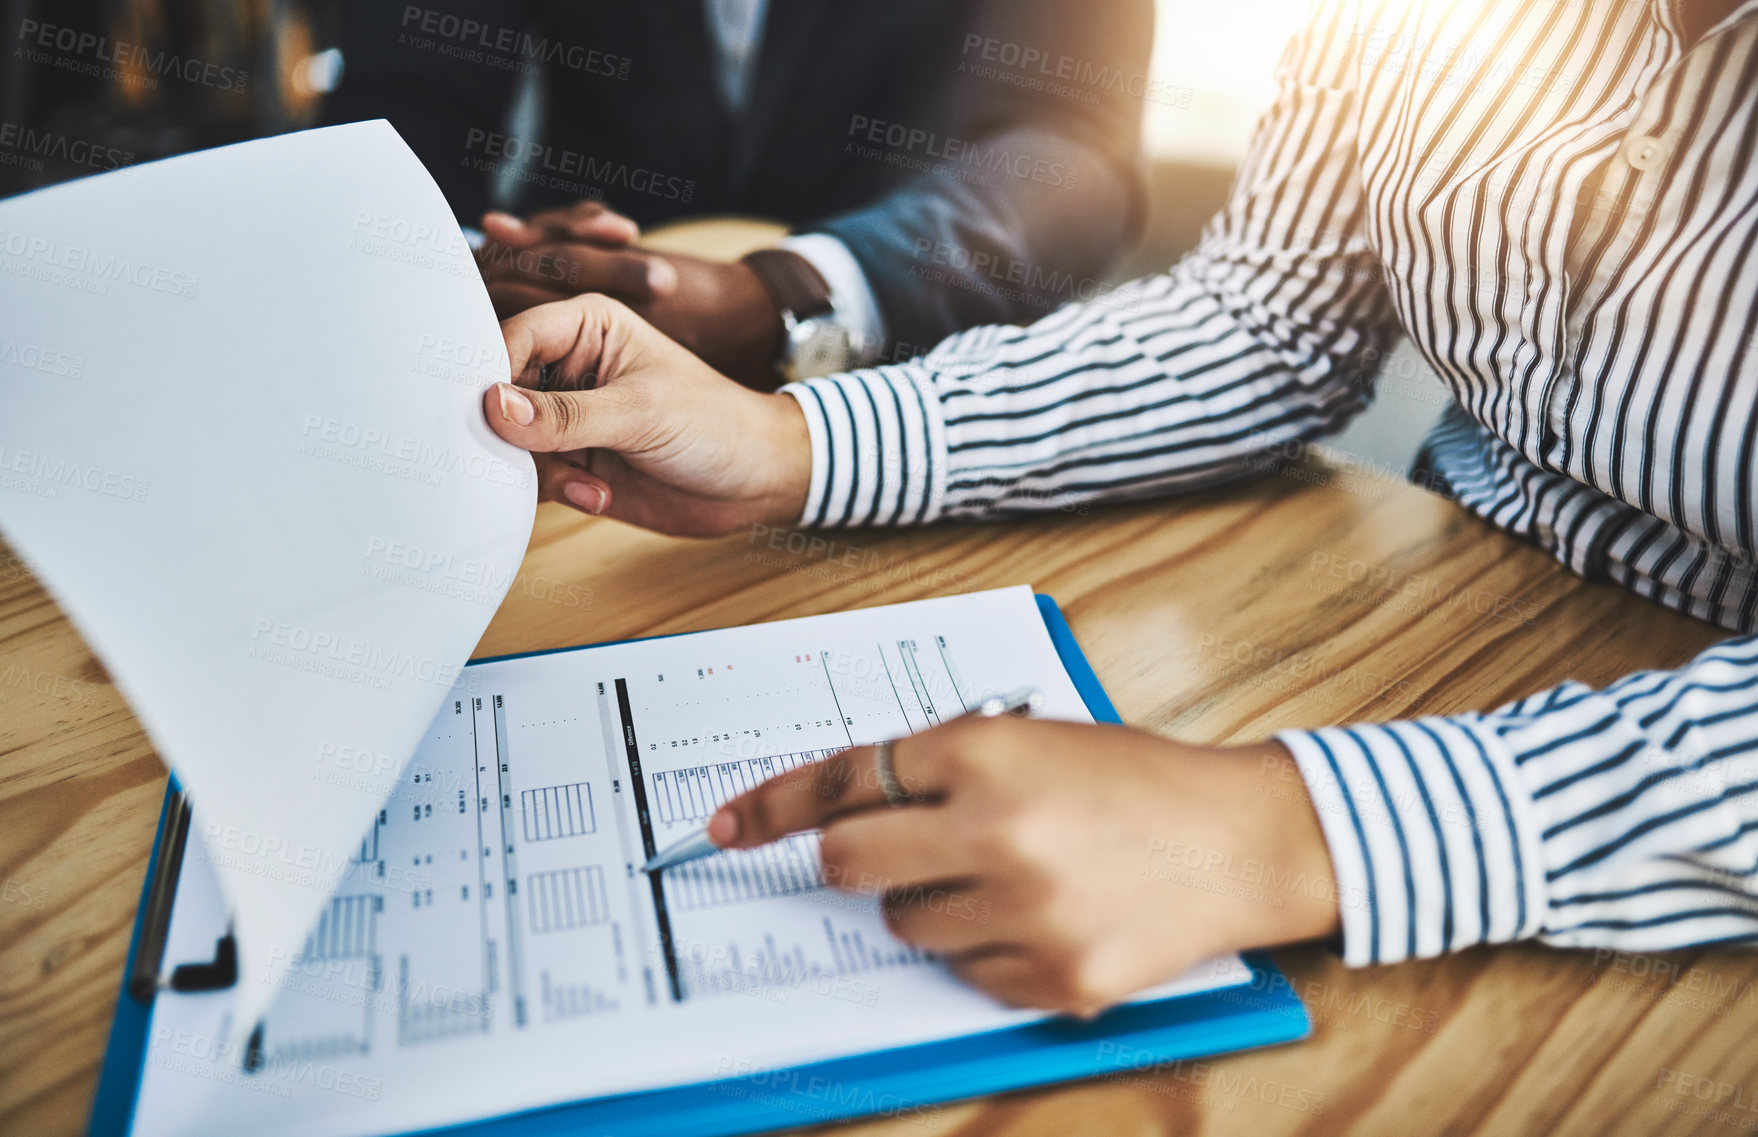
[{"x1": 782, "y1": 0, "x2": 1758, "y2": 964}]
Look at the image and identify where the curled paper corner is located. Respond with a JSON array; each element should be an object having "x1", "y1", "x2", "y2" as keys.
[{"x1": 0, "y1": 120, "x2": 535, "y2": 1051}]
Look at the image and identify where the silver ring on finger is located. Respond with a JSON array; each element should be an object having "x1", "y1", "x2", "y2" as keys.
[{"x1": 873, "y1": 740, "x2": 909, "y2": 807}]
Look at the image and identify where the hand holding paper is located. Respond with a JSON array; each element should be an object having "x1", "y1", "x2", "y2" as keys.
[{"x1": 483, "y1": 295, "x2": 811, "y2": 536}]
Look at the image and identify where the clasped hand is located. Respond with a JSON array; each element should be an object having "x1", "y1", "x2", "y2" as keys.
[{"x1": 476, "y1": 200, "x2": 782, "y2": 384}]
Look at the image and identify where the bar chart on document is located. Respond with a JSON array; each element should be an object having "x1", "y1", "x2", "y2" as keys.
[
  {"x1": 247, "y1": 690, "x2": 644, "y2": 1069},
  {"x1": 132, "y1": 590, "x2": 1211, "y2": 1137},
  {"x1": 620, "y1": 634, "x2": 977, "y2": 1005},
  {"x1": 236, "y1": 597, "x2": 1068, "y2": 1072}
]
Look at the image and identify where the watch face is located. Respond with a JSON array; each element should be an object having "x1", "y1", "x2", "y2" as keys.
[{"x1": 790, "y1": 320, "x2": 855, "y2": 381}]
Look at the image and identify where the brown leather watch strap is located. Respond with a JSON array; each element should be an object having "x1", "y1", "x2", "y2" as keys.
[{"x1": 741, "y1": 247, "x2": 835, "y2": 319}]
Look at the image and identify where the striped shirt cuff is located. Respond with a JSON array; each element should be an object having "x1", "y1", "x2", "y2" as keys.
[
  {"x1": 1277, "y1": 718, "x2": 1548, "y2": 966},
  {"x1": 780, "y1": 366, "x2": 946, "y2": 528}
]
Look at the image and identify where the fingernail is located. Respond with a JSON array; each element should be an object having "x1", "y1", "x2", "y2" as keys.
[
  {"x1": 708, "y1": 809, "x2": 739, "y2": 846},
  {"x1": 483, "y1": 211, "x2": 524, "y2": 231},
  {"x1": 497, "y1": 383, "x2": 534, "y2": 426},
  {"x1": 563, "y1": 480, "x2": 607, "y2": 514},
  {"x1": 647, "y1": 258, "x2": 678, "y2": 294}
]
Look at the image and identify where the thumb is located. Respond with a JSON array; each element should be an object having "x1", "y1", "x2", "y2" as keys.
[{"x1": 484, "y1": 382, "x2": 647, "y2": 454}]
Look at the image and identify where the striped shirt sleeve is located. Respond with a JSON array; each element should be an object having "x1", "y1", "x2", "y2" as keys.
[
  {"x1": 1278, "y1": 634, "x2": 1758, "y2": 966},
  {"x1": 780, "y1": 0, "x2": 1401, "y2": 529}
]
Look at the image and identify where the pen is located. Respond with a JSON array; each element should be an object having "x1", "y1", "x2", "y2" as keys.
[{"x1": 639, "y1": 687, "x2": 1044, "y2": 874}]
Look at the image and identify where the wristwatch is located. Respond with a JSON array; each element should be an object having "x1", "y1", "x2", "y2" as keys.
[{"x1": 741, "y1": 247, "x2": 858, "y2": 382}]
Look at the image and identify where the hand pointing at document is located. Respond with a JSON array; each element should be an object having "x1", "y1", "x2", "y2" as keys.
[
  {"x1": 706, "y1": 717, "x2": 1339, "y2": 1017},
  {"x1": 482, "y1": 295, "x2": 811, "y2": 537},
  {"x1": 482, "y1": 294, "x2": 1342, "y2": 1020}
]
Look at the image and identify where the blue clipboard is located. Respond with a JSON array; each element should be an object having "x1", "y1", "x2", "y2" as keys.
[{"x1": 89, "y1": 594, "x2": 1309, "y2": 1137}]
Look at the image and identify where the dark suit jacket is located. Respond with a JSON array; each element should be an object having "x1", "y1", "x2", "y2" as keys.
[{"x1": 325, "y1": 0, "x2": 1151, "y2": 354}]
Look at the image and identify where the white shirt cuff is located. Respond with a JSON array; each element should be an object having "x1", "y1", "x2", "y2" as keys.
[
  {"x1": 1276, "y1": 717, "x2": 1547, "y2": 966},
  {"x1": 779, "y1": 365, "x2": 946, "y2": 528}
]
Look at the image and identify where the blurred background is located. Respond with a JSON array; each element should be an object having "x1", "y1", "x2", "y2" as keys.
[{"x1": 0, "y1": 0, "x2": 1441, "y2": 469}]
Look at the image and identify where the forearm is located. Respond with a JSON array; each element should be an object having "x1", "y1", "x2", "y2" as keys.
[
  {"x1": 800, "y1": 0, "x2": 1152, "y2": 350},
  {"x1": 779, "y1": 249, "x2": 1395, "y2": 529},
  {"x1": 804, "y1": 125, "x2": 1140, "y2": 351},
  {"x1": 1277, "y1": 634, "x2": 1758, "y2": 965},
  {"x1": 779, "y1": 1, "x2": 1398, "y2": 530}
]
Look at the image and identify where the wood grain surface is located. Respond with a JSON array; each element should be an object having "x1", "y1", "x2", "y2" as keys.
[
  {"x1": 4, "y1": 457, "x2": 1753, "y2": 1137},
  {"x1": 2, "y1": 216, "x2": 1752, "y2": 1136}
]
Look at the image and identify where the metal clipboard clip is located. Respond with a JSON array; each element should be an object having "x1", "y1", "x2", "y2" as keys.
[{"x1": 127, "y1": 788, "x2": 239, "y2": 1003}]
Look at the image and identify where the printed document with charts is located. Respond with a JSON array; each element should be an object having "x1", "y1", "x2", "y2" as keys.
[
  {"x1": 136, "y1": 585, "x2": 1252, "y2": 1136},
  {"x1": 0, "y1": 123, "x2": 1252, "y2": 1137}
]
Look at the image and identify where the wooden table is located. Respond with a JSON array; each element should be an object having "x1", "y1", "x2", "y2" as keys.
[
  {"x1": 4, "y1": 455, "x2": 1752, "y2": 1136},
  {"x1": 4, "y1": 212, "x2": 1753, "y2": 1135}
]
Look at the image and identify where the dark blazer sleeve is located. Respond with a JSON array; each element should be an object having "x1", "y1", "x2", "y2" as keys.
[
  {"x1": 802, "y1": 0, "x2": 1153, "y2": 354},
  {"x1": 322, "y1": 1, "x2": 525, "y2": 226}
]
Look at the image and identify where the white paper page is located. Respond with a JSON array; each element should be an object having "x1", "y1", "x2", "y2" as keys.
[
  {"x1": 0, "y1": 121, "x2": 536, "y2": 1037},
  {"x1": 133, "y1": 587, "x2": 1251, "y2": 1137}
]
